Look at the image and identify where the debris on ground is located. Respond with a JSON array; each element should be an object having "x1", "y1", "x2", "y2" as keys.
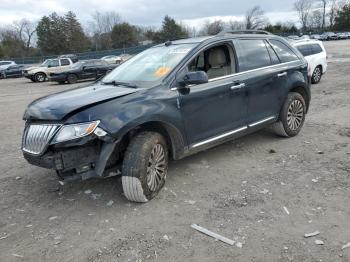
[
  {"x1": 0, "y1": 235, "x2": 8, "y2": 240},
  {"x1": 91, "y1": 193, "x2": 102, "y2": 200},
  {"x1": 283, "y1": 206, "x2": 290, "y2": 215},
  {"x1": 15, "y1": 176, "x2": 22, "y2": 180},
  {"x1": 315, "y1": 239, "x2": 324, "y2": 245},
  {"x1": 12, "y1": 254, "x2": 24, "y2": 258},
  {"x1": 49, "y1": 216, "x2": 58, "y2": 221},
  {"x1": 342, "y1": 242, "x2": 350, "y2": 250},
  {"x1": 84, "y1": 189, "x2": 92, "y2": 195},
  {"x1": 312, "y1": 178, "x2": 318, "y2": 183},
  {"x1": 58, "y1": 181, "x2": 64, "y2": 186},
  {"x1": 184, "y1": 200, "x2": 196, "y2": 205},
  {"x1": 304, "y1": 231, "x2": 320, "y2": 238},
  {"x1": 163, "y1": 235, "x2": 169, "y2": 241},
  {"x1": 106, "y1": 200, "x2": 114, "y2": 207},
  {"x1": 259, "y1": 189, "x2": 269, "y2": 194},
  {"x1": 317, "y1": 151, "x2": 324, "y2": 154},
  {"x1": 269, "y1": 149, "x2": 276, "y2": 154},
  {"x1": 236, "y1": 242, "x2": 243, "y2": 248},
  {"x1": 191, "y1": 224, "x2": 235, "y2": 246}
]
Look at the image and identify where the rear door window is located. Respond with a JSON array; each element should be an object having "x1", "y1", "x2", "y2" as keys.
[
  {"x1": 269, "y1": 40, "x2": 299, "y2": 63},
  {"x1": 236, "y1": 39, "x2": 272, "y2": 71}
]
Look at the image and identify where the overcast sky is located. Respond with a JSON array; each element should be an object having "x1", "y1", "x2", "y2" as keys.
[{"x1": 0, "y1": 0, "x2": 300, "y2": 29}]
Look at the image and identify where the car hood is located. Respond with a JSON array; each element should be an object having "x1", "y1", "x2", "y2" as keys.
[{"x1": 24, "y1": 83, "x2": 139, "y2": 121}]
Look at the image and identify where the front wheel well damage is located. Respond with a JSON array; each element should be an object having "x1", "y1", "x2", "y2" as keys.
[{"x1": 108, "y1": 121, "x2": 185, "y2": 168}]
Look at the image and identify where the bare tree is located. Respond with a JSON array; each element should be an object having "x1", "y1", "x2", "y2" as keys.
[
  {"x1": 199, "y1": 20, "x2": 225, "y2": 35},
  {"x1": 12, "y1": 19, "x2": 36, "y2": 50},
  {"x1": 319, "y1": 0, "x2": 329, "y2": 29},
  {"x1": 310, "y1": 10, "x2": 324, "y2": 29},
  {"x1": 294, "y1": 0, "x2": 313, "y2": 31},
  {"x1": 245, "y1": 6, "x2": 268, "y2": 29},
  {"x1": 227, "y1": 20, "x2": 245, "y2": 30},
  {"x1": 328, "y1": 0, "x2": 344, "y2": 27},
  {"x1": 89, "y1": 11, "x2": 121, "y2": 50}
]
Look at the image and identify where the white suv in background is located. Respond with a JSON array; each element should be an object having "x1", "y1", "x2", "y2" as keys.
[{"x1": 292, "y1": 40, "x2": 327, "y2": 84}]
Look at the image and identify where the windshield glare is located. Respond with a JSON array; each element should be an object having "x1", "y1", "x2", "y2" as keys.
[
  {"x1": 41, "y1": 60, "x2": 52, "y2": 67},
  {"x1": 102, "y1": 43, "x2": 196, "y2": 87}
]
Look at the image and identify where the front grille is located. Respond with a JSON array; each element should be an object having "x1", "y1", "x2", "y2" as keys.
[{"x1": 22, "y1": 124, "x2": 61, "y2": 155}]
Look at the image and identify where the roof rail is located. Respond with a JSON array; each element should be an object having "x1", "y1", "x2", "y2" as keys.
[{"x1": 217, "y1": 30, "x2": 272, "y2": 36}]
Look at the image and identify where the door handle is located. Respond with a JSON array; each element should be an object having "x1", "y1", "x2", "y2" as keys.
[
  {"x1": 230, "y1": 83, "x2": 245, "y2": 91},
  {"x1": 277, "y1": 72, "x2": 287, "y2": 77}
]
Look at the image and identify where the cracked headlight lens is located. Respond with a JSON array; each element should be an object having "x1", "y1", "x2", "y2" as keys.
[{"x1": 52, "y1": 121, "x2": 99, "y2": 143}]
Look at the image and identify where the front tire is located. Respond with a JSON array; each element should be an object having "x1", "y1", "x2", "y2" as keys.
[
  {"x1": 67, "y1": 74, "x2": 78, "y2": 84},
  {"x1": 311, "y1": 66, "x2": 322, "y2": 84},
  {"x1": 122, "y1": 132, "x2": 168, "y2": 202},
  {"x1": 35, "y1": 72, "x2": 46, "y2": 82},
  {"x1": 271, "y1": 92, "x2": 306, "y2": 137}
]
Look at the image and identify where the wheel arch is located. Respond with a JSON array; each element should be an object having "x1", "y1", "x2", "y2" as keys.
[
  {"x1": 117, "y1": 120, "x2": 186, "y2": 161},
  {"x1": 289, "y1": 86, "x2": 310, "y2": 112}
]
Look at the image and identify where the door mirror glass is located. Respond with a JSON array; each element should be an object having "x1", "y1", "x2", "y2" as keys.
[{"x1": 179, "y1": 71, "x2": 208, "y2": 86}]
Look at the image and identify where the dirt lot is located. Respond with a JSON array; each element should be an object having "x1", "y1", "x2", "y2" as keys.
[{"x1": 0, "y1": 40, "x2": 349, "y2": 262}]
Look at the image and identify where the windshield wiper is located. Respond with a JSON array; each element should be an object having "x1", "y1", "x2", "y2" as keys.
[{"x1": 102, "y1": 80, "x2": 138, "y2": 88}]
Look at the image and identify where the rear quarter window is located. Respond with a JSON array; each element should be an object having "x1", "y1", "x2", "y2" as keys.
[
  {"x1": 296, "y1": 45, "x2": 312, "y2": 57},
  {"x1": 310, "y1": 44, "x2": 323, "y2": 55},
  {"x1": 269, "y1": 40, "x2": 299, "y2": 63},
  {"x1": 236, "y1": 39, "x2": 272, "y2": 71}
]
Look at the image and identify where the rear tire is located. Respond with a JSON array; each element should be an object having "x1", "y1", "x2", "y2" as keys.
[
  {"x1": 122, "y1": 132, "x2": 168, "y2": 202},
  {"x1": 67, "y1": 74, "x2": 78, "y2": 84},
  {"x1": 311, "y1": 66, "x2": 322, "y2": 84},
  {"x1": 35, "y1": 72, "x2": 46, "y2": 82},
  {"x1": 271, "y1": 92, "x2": 306, "y2": 137}
]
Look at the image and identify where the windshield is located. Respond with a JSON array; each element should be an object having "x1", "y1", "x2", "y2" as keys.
[
  {"x1": 71, "y1": 61, "x2": 84, "y2": 69},
  {"x1": 41, "y1": 60, "x2": 52, "y2": 67},
  {"x1": 102, "y1": 43, "x2": 197, "y2": 87}
]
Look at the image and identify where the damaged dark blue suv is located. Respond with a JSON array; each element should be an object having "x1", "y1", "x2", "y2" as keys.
[{"x1": 22, "y1": 30, "x2": 311, "y2": 202}]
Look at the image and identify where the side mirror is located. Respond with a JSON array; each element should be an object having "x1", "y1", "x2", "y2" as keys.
[{"x1": 179, "y1": 71, "x2": 208, "y2": 87}]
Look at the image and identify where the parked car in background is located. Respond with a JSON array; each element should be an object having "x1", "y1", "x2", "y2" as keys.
[
  {"x1": 0, "y1": 61, "x2": 16, "y2": 71},
  {"x1": 310, "y1": 34, "x2": 321, "y2": 40},
  {"x1": 22, "y1": 30, "x2": 311, "y2": 202},
  {"x1": 323, "y1": 32, "x2": 338, "y2": 40},
  {"x1": 59, "y1": 54, "x2": 79, "y2": 63},
  {"x1": 337, "y1": 33, "x2": 348, "y2": 40},
  {"x1": 287, "y1": 35, "x2": 300, "y2": 40},
  {"x1": 101, "y1": 55, "x2": 121, "y2": 64},
  {"x1": 49, "y1": 59, "x2": 116, "y2": 84},
  {"x1": 0, "y1": 65, "x2": 25, "y2": 79},
  {"x1": 293, "y1": 39, "x2": 327, "y2": 84},
  {"x1": 24, "y1": 57, "x2": 76, "y2": 82}
]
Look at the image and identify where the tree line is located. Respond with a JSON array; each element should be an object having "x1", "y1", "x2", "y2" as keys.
[{"x1": 0, "y1": 0, "x2": 349, "y2": 59}]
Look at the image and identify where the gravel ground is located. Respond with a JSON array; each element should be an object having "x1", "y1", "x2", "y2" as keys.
[{"x1": 0, "y1": 40, "x2": 349, "y2": 262}]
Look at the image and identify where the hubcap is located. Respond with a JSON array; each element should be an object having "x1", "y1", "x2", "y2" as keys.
[
  {"x1": 287, "y1": 100, "x2": 304, "y2": 131},
  {"x1": 37, "y1": 74, "x2": 44, "y2": 81},
  {"x1": 146, "y1": 144, "x2": 166, "y2": 191},
  {"x1": 313, "y1": 68, "x2": 321, "y2": 82}
]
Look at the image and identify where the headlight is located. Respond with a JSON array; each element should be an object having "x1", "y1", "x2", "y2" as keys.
[{"x1": 52, "y1": 121, "x2": 99, "y2": 143}]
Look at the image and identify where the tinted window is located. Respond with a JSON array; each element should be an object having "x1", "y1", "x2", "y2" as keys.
[
  {"x1": 60, "y1": 59, "x2": 70, "y2": 66},
  {"x1": 269, "y1": 40, "x2": 299, "y2": 63},
  {"x1": 265, "y1": 41, "x2": 280, "y2": 64},
  {"x1": 296, "y1": 45, "x2": 312, "y2": 57},
  {"x1": 310, "y1": 44, "x2": 323, "y2": 54},
  {"x1": 0, "y1": 62, "x2": 11, "y2": 66},
  {"x1": 237, "y1": 39, "x2": 272, "y2": 71}
]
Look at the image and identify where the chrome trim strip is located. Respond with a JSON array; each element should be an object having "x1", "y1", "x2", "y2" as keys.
[
  {"x1": 207, "y1": 61, "x2": 298, "y2": 83},
  {"x1": 248, "y1": 116, "x2": 276, "y2": 127},
  {"x1": 191, "y1": 126, "x2": 247, "y2": 148}
]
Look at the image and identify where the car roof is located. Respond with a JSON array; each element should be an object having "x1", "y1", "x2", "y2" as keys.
[
  {"x1": 154, "y1": 32, "x2": 285, "y2": 47},
  {"x1": 292, "y1": 39, "x2": 323, "y2": 45}
]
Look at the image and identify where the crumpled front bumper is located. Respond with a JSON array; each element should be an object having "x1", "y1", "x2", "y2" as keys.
[{"x1": 23, "y1": 135, "x2": 118, "y2": 181}]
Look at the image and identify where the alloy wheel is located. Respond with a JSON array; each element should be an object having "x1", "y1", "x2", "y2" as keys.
[
  {"x1": 313, "y1": 67, "x2": 321, "y2": 83},
  {"x1": 287, "y1": 100, "x2": 304, "y2": 131},
  {"x1": 146, "y1": 144, "x2": 166, "y2": 191}
]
